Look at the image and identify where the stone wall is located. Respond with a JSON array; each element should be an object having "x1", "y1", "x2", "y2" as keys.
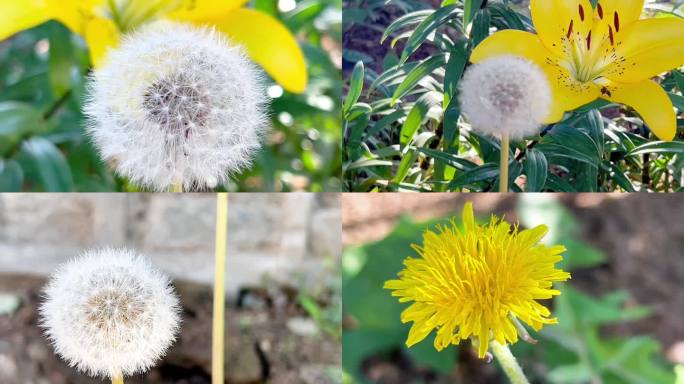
[{"x1": 0, "y1": 193, "x2": 341, "y2": 294}]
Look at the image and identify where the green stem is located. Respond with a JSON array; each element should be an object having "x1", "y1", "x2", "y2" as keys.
[
  {"x1": 112, "y1": 375, "x2": 124, "y2": 384},
  {"x1": 490, "y1": 340, "x2": 530, "y2": 384},
  {"x1": 499, "y1": 133, "x2": 510, "y2": 193}
]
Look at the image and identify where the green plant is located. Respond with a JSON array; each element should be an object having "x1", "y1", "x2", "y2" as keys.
[{"x1": 342, "y1": 0, "x2": 684, "y2": 192}]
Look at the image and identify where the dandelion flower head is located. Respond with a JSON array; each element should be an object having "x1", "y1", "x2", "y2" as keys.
[
  {"x1": 384, "y1": 202, "x2": 570, "y2": 358},
  {"x1": 460, "y1": 55, "x2": 551, "y2": 139},
  {"x1": 40, "y1": 248, "x2": 181, "y2": 379},
  {"x1": 85, "y1": 21, "x2": 267, "y2": 191}
]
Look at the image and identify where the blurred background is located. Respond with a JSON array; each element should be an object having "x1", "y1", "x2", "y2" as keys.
[
  {"x1": 0, "y1": 193, "x2": 341, "y2": 383},
  {"x1": 342, "y1": 193, "x2": 684, "y2": 383},
  {"x1": 0, "y1": 0, "x2": 342, "y2": 192}
]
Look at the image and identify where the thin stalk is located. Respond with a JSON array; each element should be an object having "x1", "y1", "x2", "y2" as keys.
[
  {"x1": 112, "y1": 375, "x2": 124, "y2": 384},
  {"x1": 499, "y1": 133, "x2": 510, "y2": 193},
  {"x1": 212, "y1": 193, "x2": 228, "y2": 384},
  {"x1": 490, "y1": 340, "x2": 530, "y2": 384},
  {"x1": 170, "y1": 183, "x2": 183, "y2": 192}
]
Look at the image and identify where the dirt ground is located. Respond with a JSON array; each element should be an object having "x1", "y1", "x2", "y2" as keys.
[
  {"x1": 0, "y1": 276, "x2": 340, "y2": 384},
  {"x1": 342, "y1": 193, "x2": 684, "y2": 368}
]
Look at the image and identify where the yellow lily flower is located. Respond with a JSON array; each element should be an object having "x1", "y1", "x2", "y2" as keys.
[
  {"x1": 0, "y1": 0, "x2": 307, "y2": 93},
  {"x1": 471, "y1": 0, "x2": 684, "y2": 140}
]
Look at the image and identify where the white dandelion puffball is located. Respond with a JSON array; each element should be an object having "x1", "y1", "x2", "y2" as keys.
[
  {"x1": 40, "y1": 248, "x2": 181, "y2": 379},
  {"x1": 459, "y1": 55, "x2": 551, "y2": 139},
  {"x1": 85, "y1": 21, "x2": 267, "y2": 191}
]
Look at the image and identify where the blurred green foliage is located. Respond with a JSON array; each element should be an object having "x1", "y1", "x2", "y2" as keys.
[
  {"x1": 342, "y1": 198, "x2": 675, "y2": 383},
  {"x1": 342, "y1": 0, "x2": 684, "y2": 192},
  {"x1": 0, "y1": 0, "x2": 342, "y2": 192}
]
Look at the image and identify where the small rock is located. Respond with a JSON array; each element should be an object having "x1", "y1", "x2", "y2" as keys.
[{"x1": 286, "y1": 317, "x2": 318, "y2": 337}]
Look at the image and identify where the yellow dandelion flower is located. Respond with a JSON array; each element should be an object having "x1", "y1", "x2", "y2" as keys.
[{"x1": 384, "y1": 202, "x2": 571, "y2": 358}]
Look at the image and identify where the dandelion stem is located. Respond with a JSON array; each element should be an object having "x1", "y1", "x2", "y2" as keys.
[
  {"x1": 212, "y1": 193, "x2": 228, "y2": 384},
  {"x1": 112, "y1": 375, "x2": 124, "y2": 384},
  {"x1": 490, "y1": 340, "x2": 530, "y2": 384},
  {"x1": 170, "y1": 183, "x2": 183, "y2": 193},
  {"x1": 499, "y1": 133, "x2": 510, "y2": 193}
]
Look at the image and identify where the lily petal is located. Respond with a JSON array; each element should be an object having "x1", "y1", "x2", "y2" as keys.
[
  {"x1": 595, "y1": 0, "x2": 644, "y2": 28},
  {"x1": 169, "y1": 0, "x2": 249, "y2": 22},
  {"x1": 530, "y1": 0, "x2": 593, "y2": 57},
  {"x1": 604, "y1": 18, "x2": 684, "y2": 83},
  {"x1": 0, "y1": 1, "x2": 50, "y2": 41},
  {"x1": 544, "y1": 64, "x2": 600, "y2": 123},
  {"x1": 207, "y1": 8, "x2": 307, "y2": 93},
  {"x1": 605, "y1": 79, "x2": 676, "y2": 141},
  {"x1": 85, "y1": 16, "x2": 120, "y2": 67},
  {"x1": 471, "y1": 29, "x2": 550, "y2": 67}
]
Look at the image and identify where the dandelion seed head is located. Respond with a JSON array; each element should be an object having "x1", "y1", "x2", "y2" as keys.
[
  {"x1": 85, "y1": 21, "x2": 268, "y2": 191},
  {"x1": 460, "y1": 55, "x2": 551, "y2": 139},
  {"x1": 40, "y1": 248, "x2": 181, "y2": 379},
  {"x1": 384, "y1": 202, "x2": 570, "y2": 358}
]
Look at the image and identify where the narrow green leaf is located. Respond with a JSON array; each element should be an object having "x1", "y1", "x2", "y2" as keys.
[
  {"x1": 19, "y1": 137, "x2": 74, "y2": 192},
  {"x1": 463, "y1": 0, "x2": 484, "y2": 29},
  {"x1": 626, "y1": 141, "x2": 684, "y2": 157},
  {"x1": 600, "y1": 160, "x2": 636, "y2": 192},
  {"x1": 343, "y1": 61, "x2": 365, "y2": 117},
  {"x1": 416, "y1": 147, "x2": 478, "y2": 171},
  {"x1": 443, "y1": 41, "x2": 468, "y2": 105},
  {"x1": 0, "y1": 102, "x2": 45, "y2": 155},
  {"x1": 391, "y1": 54, "x2": 446, "y2": 105},
  {"x1": 469, "y1": 8, "x2": 491, "y2": 47},
  {"x1": 48, "y1": 22, "x2": 75, "y2": 98},
  {"x1": 400, "y1": 94, "x2": 432, "y2": 146},
  {"x1": 381, "y1": 10, "x2": 434, "y2": 44},
  {"x1": 524, "y1": 149, "x2": 548, "y2": 192},
  {"x1": 447, "y1": 163, "x2": 498, "y2": 190},
  {"x1": 0, "y1": 160, "x2": 23, "y2": 191},
  {"x1": 400, "y1": 5, "x2": 460, "y2": 64}
]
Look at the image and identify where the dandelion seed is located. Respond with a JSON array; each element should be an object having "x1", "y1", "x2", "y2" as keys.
[
  {"x1": 460, "y1": 55, "x2": 551, "y2": 140},
  {"x1": 85, "y1": 21, "x2": 267, "y2": 191},
  {"x1": 40, "y1": 248, "x2": 181, "y2": 380},
  {"x1": 384, "y1": 202, "x2": 570, "y2": 358}
]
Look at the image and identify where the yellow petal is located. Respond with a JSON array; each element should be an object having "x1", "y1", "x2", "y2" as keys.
[
  {"x1": 169, "y1": 0, "x2": 249, "y2": 22},
  {"x1": 530, "y1": 0, "x2": 593, "y2": 57},
  {"x1": 207, "y1": 8, "x2": 308, "y2": 93},
  {"x1": 605, "y1": 79, "x2": 676, "y2": 141},
  {"x1": 470, "y1": 29, "x2": 551, "y2": 67},
  {"x1": 46, "y1": 0, "x2": 104, "y2": 35},
  {"x1": 0, "y1": 1, "x2": 50, "y2": 41},
  {"x1": 85, "y1": 17, "x2": 121, "y2": 67},
  {"x1": 595, "y1": 0, "x2": 643, "y2": 28},
  {"x1": 602, "y1": 18, "x2": 684, "y2": 83},
  {"x1": 544, "y1": 64, "x2": 600, "y2": 123}
]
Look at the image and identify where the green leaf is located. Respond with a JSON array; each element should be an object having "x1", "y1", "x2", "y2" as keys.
[
  {"x1": 600, "y1": 160, "x2": 636, "y2": 192},
  {"x1": 417, "y1": 147, "x2": 478, "y2": 171},
  {"x1": 19, "y1": 137, "x2": 74, "y2": 192},
  {"x1": 48, "y1": 22, "x2": 76, "y2": 98},
  {"x1": 545, "y1": 173, "x2": 578, "y2": 192},
  {"x1": 381, "y1": 10, "x2": 434, "y2": 44},
  {"x1": 400, "y1": 93, "x2": 433, "y2": 147},
  {"x1": 548, "y1": 363, "x2": 594, "y2": 384},
  {"x1": 538, "y1": 124, "x2": 601, "y2": 167},
  {"x1": 0, "y1": 102, "x2": 46, "y2": 155},
  {"x1": 343, "y1": 61, "x2": 365, "y2": 117},
  {"x1": 391, "y1": 54, "x2": 446, "y2": 105},
  {"x1": 469, "y1": 7, "x2": 491, "y2": 47},
  {"x1": 447, "y1": 163, "x2": 499, "y2": 190},
  {"x1": 674, "y1": 71, "x2": 684, "y2": 93},
  {"x1": 400, "y1": 5, "x2": 460, "y2": 64},
  {"x1": 0, "y1": 160, "x2": 23, "y2": 191},
  {"x1": 443, "y1": 41, "x2": 468, "y2": 105},
  {"x1": 626, "y1": 141, "x2": 684, "y2": 157},
  {"x1": 524, "y1": 148, "x2": 548, "y2": 192},
  {"x1": 464, "y1": 0, "x2": 484, "y2": 29}
]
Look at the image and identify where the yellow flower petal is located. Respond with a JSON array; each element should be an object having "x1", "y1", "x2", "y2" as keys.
[
  {"x1": 169, "y1": 0, "x2": 248, "y2": 22},
  {"x1": 604, "y1": 79, "x2": 676, "y2": 141},
  {"x1": 596, "y1": 0, "x2": 644, "y2": 28},
  {"x1": 46, "y1": 0, "x2": 104, "y2": 35},
  {"x1": 207, "y1": 8, "x2": 308, "y2": 93},
  {"x1": 544, "y1": 64, "x2": 600, "y2": 123},
  {"x1": 603, "y1": 18, "x2": 684, "y2": 83},
  {"x1": 85, "y1": 17, "x2": 121, "y2": 68},
  {"x1": 470, "y1": 29, "x2": 550, "y2": 67},
  {"x1": 0, "y1": 1, "x2": 50, "y2": 41},
  {"x1": 530, "y1": 0, "x2": 593, "y2": 57}
]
